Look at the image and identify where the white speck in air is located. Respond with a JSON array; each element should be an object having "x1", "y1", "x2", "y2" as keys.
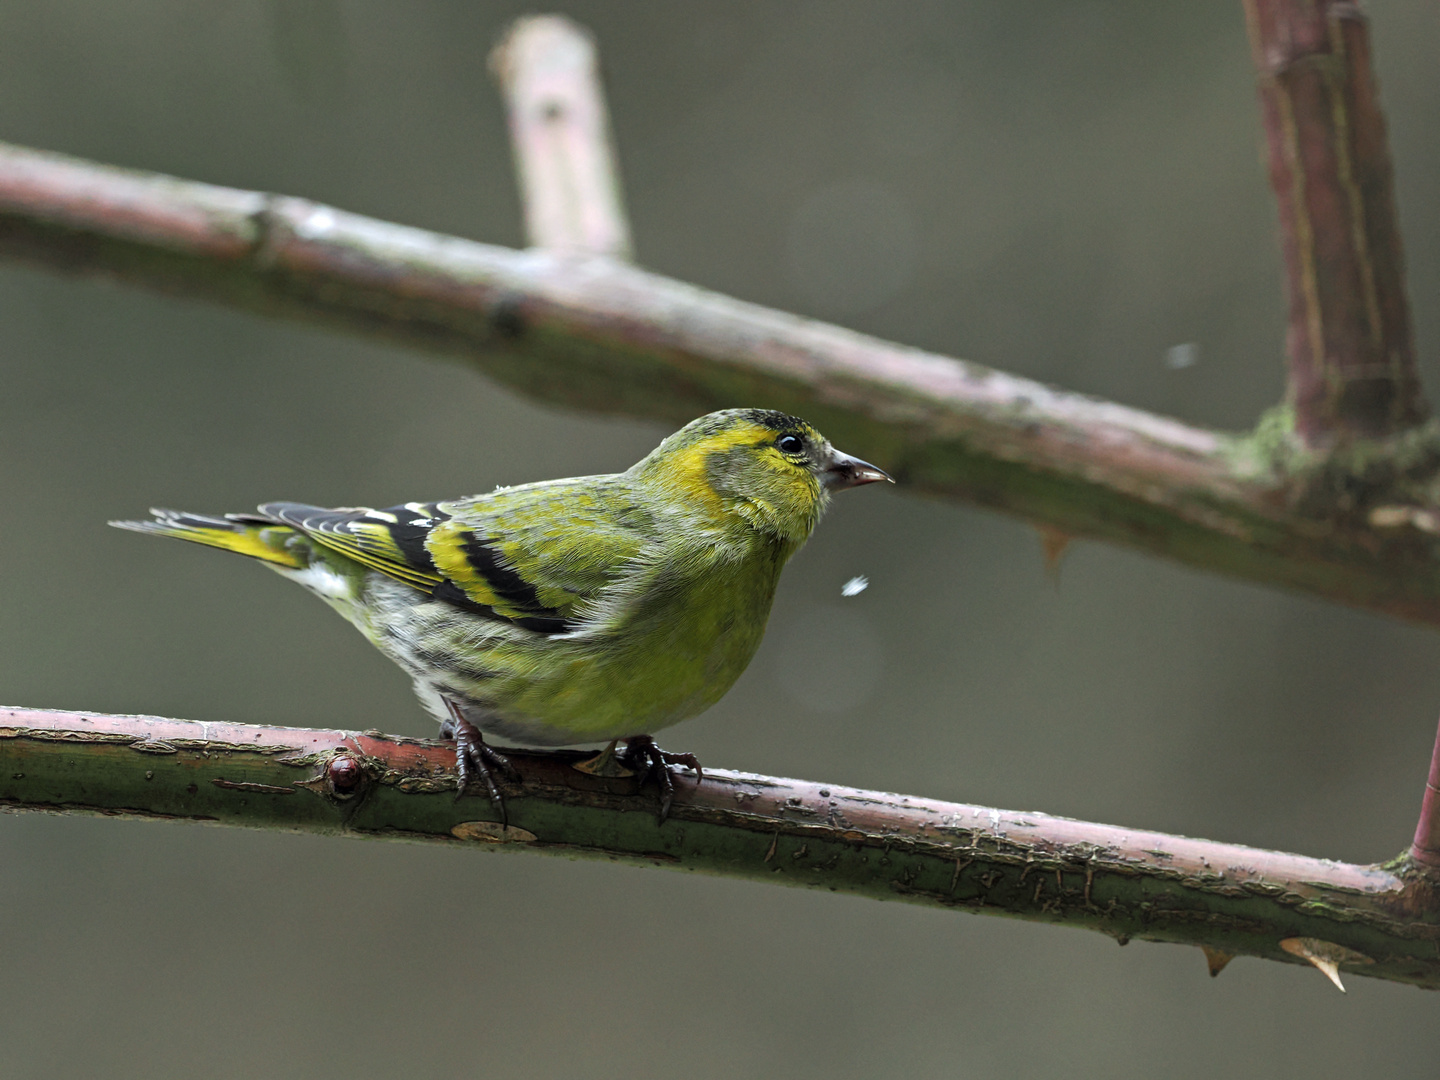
[
  {"x1": 1165, "y1": 342, "x2": 1199, "y2": 369},
  {"x1": 841, "y1": 575, "x2": 869, "y2": 597}
]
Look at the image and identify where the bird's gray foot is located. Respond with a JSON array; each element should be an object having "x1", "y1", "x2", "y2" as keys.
[
  {"x1": 441, "y1": 699, "x2": 517, "y2": 825},
  {"x1": 623, "y1": 735, "x2": 702, "y2": 824}
]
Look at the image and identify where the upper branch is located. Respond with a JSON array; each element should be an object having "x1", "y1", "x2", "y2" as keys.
[
  {"x1": 4, "y1": 706, "x2": 1438, "y2": 991},
  {"x1": 6, "y1": 141, "x2": 1440, "y2": 624},
  {"x1": 1244, "y1": 0, "x2": 1427, "y2": 444}
]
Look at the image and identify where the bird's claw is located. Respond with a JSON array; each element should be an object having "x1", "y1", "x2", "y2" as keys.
[
  {"x1": 623, "y1": 735, "x2": 702, "y2": 824},
  {"x1": 443, "y1": 702, "x2": 516, "y2": 826}
]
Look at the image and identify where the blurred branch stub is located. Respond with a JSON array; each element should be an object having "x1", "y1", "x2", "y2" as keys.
[
  {"x1": 5, "y1": 707, "x2": 1440, "y2": 990},
  {"x1": 1244, "y1": 0, "x2": 1427, "y2": 444},
  {"x1": 490, "y1": 15, "x2": 633, "y2": 259}
]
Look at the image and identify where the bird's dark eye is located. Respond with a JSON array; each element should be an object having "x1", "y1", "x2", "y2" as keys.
[{"x1": 777, "y1": 434, "x2": 804, "y2": 454}]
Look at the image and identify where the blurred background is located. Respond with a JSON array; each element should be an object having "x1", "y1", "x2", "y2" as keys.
[{"x1": 2, "y1": 2, "x2": 1439, "y2": 1076}]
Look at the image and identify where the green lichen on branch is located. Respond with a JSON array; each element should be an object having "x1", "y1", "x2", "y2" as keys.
[
  {"x1": 1230, "y1": 402, "x2": 1440, "y2": 533},
  {"x1": 1225, "y1": 402, "x2": 1303, "y2": 479},
  {"x1": 1288, "y1": 421, "x2": 1440, "y2": 522}
]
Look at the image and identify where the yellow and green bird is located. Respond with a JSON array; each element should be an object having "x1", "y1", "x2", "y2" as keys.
[{"x1": 112, "y1": 409, "x2": 890, "y2": 818}]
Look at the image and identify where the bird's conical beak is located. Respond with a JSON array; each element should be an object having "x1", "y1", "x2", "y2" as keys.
[{"x1": 821, "y1": 449, "x2": 894, "y2": 491}]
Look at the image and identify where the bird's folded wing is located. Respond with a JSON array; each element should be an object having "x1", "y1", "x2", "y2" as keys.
[
  {"x1": 431, "y1": 480, "x2": 647, "y2": 622},
  {"x1": 262, "y1": 480, "x2": 646, "y2": 627},
  {"x1": 260, "y1": 501, "x2": 447, "y2": 592}
]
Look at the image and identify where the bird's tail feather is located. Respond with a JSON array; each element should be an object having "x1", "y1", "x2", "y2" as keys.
[{"x1": 109, "y1": 509, "x2": 306, "y2": 569}]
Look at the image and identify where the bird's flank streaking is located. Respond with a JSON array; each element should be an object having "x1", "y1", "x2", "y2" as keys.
[{"x1": 112, "y1": 408, "x2": 891, "y2": 819}]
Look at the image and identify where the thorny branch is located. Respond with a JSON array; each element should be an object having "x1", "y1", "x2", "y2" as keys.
[{"x1": 4, "y1": 708, "x2": 1439, "y2": 991}]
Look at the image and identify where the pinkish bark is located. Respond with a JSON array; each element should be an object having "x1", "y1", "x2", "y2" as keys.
[
  {"x1": 4, "y1": 706, "x2": 1438, "y2": 989},
  {"x1": 1410, "y1": 716, "x2": 1440, "y2": 869},
  {"x1": 1244, "y1": 0, "x2": 1426, "y2": 444}
]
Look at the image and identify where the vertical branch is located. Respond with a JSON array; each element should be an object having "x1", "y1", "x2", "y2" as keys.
[
  {"x1": 489, "y1": 15, "x2": 633, "y2": 260},
  {"x1": 1409, "y1": 716, "x2": 1440, "y2": 870},
  {"x1": 1243, "y1": 0, "x2": 1426, "y2": 445}
]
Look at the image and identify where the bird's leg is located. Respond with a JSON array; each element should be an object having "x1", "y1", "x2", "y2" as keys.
[
  {"x1": 440, "y1": 698, "x2": 516, "y2": 825},
  {"x1": 622, "y1": 735, "x2": 703, "y2": 824}
]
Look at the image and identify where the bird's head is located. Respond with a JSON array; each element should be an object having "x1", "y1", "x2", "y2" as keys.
[{"x1": 635, "y1": 409, "x2": 892, "y2": 543}]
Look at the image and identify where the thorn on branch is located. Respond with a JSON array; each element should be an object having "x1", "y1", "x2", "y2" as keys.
[
  {"x1": 1035, "y1": 524, "x2": 1074, "y2": 580},
  {"x1": 1201, "y1": 945, "x2": 1235, "y2": 978},
  {"x1": 1279, "y1": 936, "x2": 1374, "y2": 992}
]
